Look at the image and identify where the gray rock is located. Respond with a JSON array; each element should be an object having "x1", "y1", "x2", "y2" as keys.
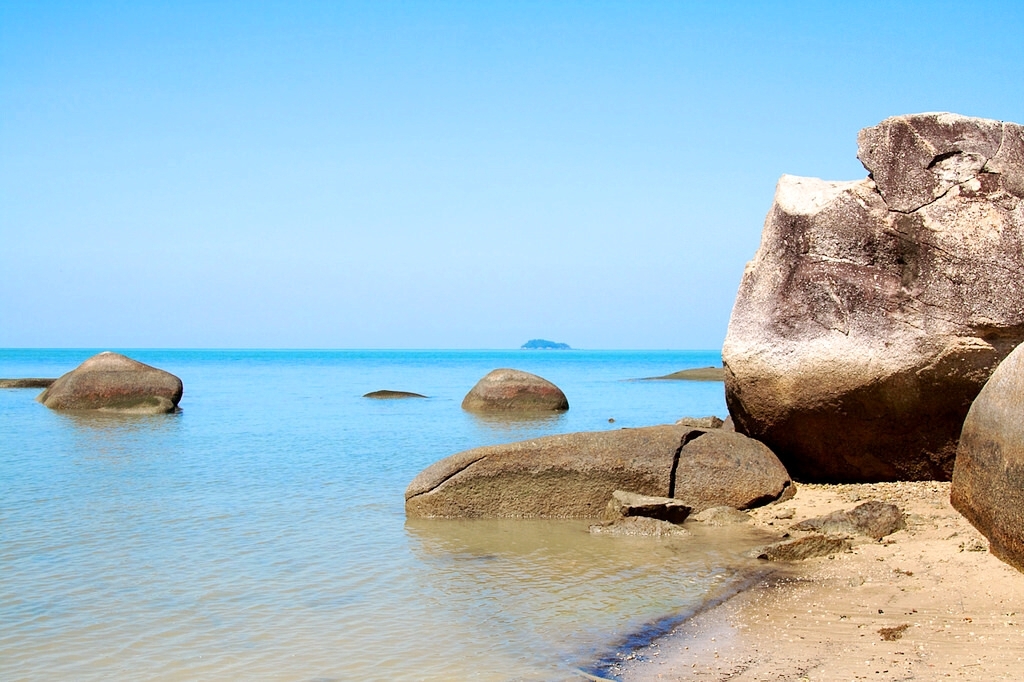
[
  {"x1": 37, "y1": 352, "x2": 182, "y2": 414},
  {"x1": 756, "y1": 534, "x2": 852, "y2": 561},
  {"x1": 724, "y1": 113, "x2": 1024, "y2": 482},
  {"x1": 691, "y1": 506, "x2": 751, "y2": 525},
  {"x1": 461, "y1": 368, "x2": 568, "y2": 413},
  {"x1": 952, "y1": 343, "x2": 1024, "y2": 572},
  {"x1": 602, "y1": 490, "x2": 692, "y2": 524},
  {"x1": 589, "y1": 516, "x2": 690, "y2": 537},
  {"x1": 675, "y1": 416, "x2": 724, "y2": 429},
  {"x1": 405, "y1": 425, "x2": 791, "y2": 518},
  {"x1": 791, "y1": 500, "x2": 905, "y2": 540}
]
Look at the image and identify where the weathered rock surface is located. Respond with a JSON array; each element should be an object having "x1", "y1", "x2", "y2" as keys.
[
  {"x1": 691, "y1": 506, "x2": 751, "y2": 525},
  {"x1": 363, "y1": 390, "x2": 427, "y2": 399},
  {"x1": 0, "y1": 378, "x2": 55, "y2": 389},
  {"x1": 791, "y1": 500, "x2": 905, "y2": 540},
  {"x1": 37, "y1": 352, "x2": 182, "y2": 413},
  {"x1": 756, "y1": 534, "x2": 852, "y2": 562},
  {"x1": 675, "y1": 416, "x2": 725, "y2": 429},
  {"x1": 590, "y1": 516, "x2": 690, "y2": 537},
  {"x1": 602, "y1": 490, "x2": 692, "y2": 524},
  {"x1": 951, "y1": 343, "x2": 1024, "y2": 572},
  {"x1": 405, "y1": 425, "x2": 791, "y2": 518},
  {"x1": 643, "y1": 367, "x2": 725, "y2": 381},
  {"x1": 461, "y1": 368, "x2": 568, "y2": 413},
  {"x1": 724, "y1": 113, "x2": 1024, "y2": 482}
]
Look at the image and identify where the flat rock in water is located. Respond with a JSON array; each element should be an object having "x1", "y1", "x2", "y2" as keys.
[
  {"x1": 691, "y1": 506, "x2": 751, "y2": 525},
  {"x1": 363, "y1": 390, "x2": 427, "y2": 399},
  {"x1": 791, "y1": 500, "x2": 905, "y2": 540},
  {"x1": 642, "y1": 367, "x2": 725, "y2": 381},
  {"x1": 724, "y1": 113, "x2": 1024, "y2": 482},
  {"x1": 461, "y1": 368, "x2": 568, "y2": 413},
  {"x1": 602, "y1": 490, "x2": 692, "y2": 524},
  {"x1": 37, "y1": 352, "x2": 182, "y2": 414},
  {"x1": 590, "y1": 516, "x2": 690, "y2": 537},
  {"x1": 952, "y1": 343, "x2": 1024, "y2": 572},
  {"x1": 405, "y1": 425, "x2": 791, "y2": 518},
  {"x1": 0, "y1": 378, "x2": 55, "y2": 389},
  {"x1": 756, "y1": 534, "x2": 852, "y2": 561}
]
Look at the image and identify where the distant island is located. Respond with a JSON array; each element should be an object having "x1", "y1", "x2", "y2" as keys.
[{"x1": 521, "y1": 339, "x2": 572, "y2": 350}]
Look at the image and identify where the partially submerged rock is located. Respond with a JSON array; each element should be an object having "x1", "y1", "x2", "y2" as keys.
[
  {"x1": 724, "y1": 113, "x2": 1024, "y2": 482},
  {"x1": 756, "y1": 534, "x2": 852, "y2": 562},
  {"x1": 590, "y1": 516, "x2": 690, "y2": 537},
  {"x1": 791, "y1": 500, "x2": 905, "y2": 540},
  {"x1": 675, "y1": 416, "x2": 724, "y2": 429},
  {"x1": 461, "y1": 368, "x2": 568, "y2": 413},
  {"x1": 0, "y1": 378, "x2": 55, "y2": 389},
  {"x1": 602, "y1": 490, "x2": 692, "y2": 524},
  {"x1": 363, "y1": 390, "x2": 427, "y2": 399},
  {"x1": 37, "y1": 352, "x2": 182, "y2": 414},
  {"x1": 642, "y1": 367, "x2": 725, "y2": 381},
  {"x1": 405, "y1": 425, "x2": 791, "y2": 518},
  {"x1": 691, "y1": 506, "x2": 751, "y2": 526},
  {"x1": 952, "y1": 343, "x2": 1024, "y2": 572}
]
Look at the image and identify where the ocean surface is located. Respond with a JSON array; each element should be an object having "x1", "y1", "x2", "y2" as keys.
[{"x1": 1, "y1": 349, "x2": 771, "y2": 681}]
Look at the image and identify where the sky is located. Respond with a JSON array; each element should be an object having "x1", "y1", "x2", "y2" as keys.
[{"x1": 1, "y1": 1, "x2": 1022, "y2": 350}]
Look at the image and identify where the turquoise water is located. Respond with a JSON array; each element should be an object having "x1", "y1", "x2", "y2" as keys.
[{"x1": 1, "y1": 349, "x2": 767, "y2": 681}]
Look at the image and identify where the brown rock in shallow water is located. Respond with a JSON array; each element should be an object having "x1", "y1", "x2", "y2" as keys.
[
  {"x1": 461, "y1": 368, "x2": 568, "y2": 413},
  {"x1": 37, "y1": 352, "x2": 182, "y2": 414},
  {"x1": 590, "y1": 516, "x2": 690, "y2": 537},
  {"x1": 791, "y1": 500, "x2": 905, "y2": 540},
  {"x1": 405, "y1": 425, "x2": 791, "y2": 518},
  {"x1": 0, "y1": 378, "x2": 55, "y2": 389},
  {"x1": 724, "y1": 113, "x2": 1024, "y2": 482},
  {"x1": 952, "y1": 343, "x2": 1024, "y2": 572},
  {"x1": 363, "y1": 390, "x2": 427, "y2": 399},
  {"x1": 602, "y1": 490, "x2": 691, "y2": 524}
]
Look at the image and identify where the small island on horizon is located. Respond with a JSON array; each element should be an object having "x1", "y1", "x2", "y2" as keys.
[{"x1": 521, "y1": 339, "x2": 572, "y2": 350}]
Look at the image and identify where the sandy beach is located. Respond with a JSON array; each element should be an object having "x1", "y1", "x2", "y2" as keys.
[{"x1": 613, "y1": 481, "x2": 1024, "y2": 681}]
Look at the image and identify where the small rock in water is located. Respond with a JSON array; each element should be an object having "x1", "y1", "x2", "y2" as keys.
[
  {"x1": 590, "y1": 516, "x2": 690, "y2": 537},
  {"x1": 691, "y1": 506, "x2": 751, "y2": 525}
]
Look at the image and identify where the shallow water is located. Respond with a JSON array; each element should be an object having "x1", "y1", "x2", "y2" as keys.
[{"x1": 1, "y1": 349, "x2": 767, "y2": 681}]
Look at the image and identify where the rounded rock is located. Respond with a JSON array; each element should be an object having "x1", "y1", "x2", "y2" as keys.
[
  {"x1": 37, "y1": 351, "x2": 183, "y2": 414},
  {"x1": 461, "y1": 368, "x2": 568, "y2": 413}
]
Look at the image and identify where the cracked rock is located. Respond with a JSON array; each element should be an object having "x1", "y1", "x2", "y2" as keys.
[
  {"x1": 724, "y1": 112, "x2": 1024, "y2": 482},
  {"x1": 404, "y1": 425, "x2": 790, "y2": 518}
]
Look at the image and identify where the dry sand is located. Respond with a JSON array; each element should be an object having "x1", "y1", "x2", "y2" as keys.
[{"x1": 614, "y1": 481, "x2": 1024, "y2": 681}]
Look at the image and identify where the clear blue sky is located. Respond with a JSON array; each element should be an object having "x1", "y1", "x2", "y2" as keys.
[{"x1": 2, "y1": 1, "x2": 1022, "y2": 349}]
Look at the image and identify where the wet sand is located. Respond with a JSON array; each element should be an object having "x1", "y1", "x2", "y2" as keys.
[{"x1": 613, "y1": 481, "x2": 1024, "y2": 681}]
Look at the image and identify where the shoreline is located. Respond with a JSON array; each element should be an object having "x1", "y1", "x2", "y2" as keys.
[{"x1": 606, "y1": 481, "x2": 1024, "y2": 681}]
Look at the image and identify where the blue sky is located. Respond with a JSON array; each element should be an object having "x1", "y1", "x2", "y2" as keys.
[{"x1": 2, "y1": 1, "x2": 1022, "y2": 349}]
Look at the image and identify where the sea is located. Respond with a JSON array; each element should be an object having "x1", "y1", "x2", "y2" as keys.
[{"x1": 1, "y1": 349, "x2": 773, "y2": 681}]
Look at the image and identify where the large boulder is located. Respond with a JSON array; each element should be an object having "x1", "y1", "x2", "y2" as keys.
[
  {"x1": 461, "y1": 368, "x2": 568, "y2": 413},
  {"x1": 951, "y1": 343, "x2": 1024, "y2": 571},
  {"x1": 37, "y1": 352, "x2": 183, "y2": 414},
  {"x1": 404, "y1": 425, "x2": 791, "y2": 518},
  {"x1": 723, "y1": 113, "x2": 1024, "y2": 482}
]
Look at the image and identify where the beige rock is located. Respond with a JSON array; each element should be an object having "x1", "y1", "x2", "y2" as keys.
[
  {"x1": 589, "y1": 516, "x2": 690, "y2": 537},
  {"x1": 951, "y1": 342, "x2": 1024, "y2": 572},
  {"x1": 405, "y1": 425, "x2": 791, "y2": 518},
  {"x1": 37, "y1": 352, "x2": 182, "y2": 414},
  {"x1": 756, "y1": 534, "x2": 852, "y2": 562},
  {"x1": 461, "y1": 368, "x2": 568, "y2": 413},
  {"x1": 602, "y1": 490, "x2": 692, "y2": 524},
  {"x1": 724, "y1": 113, "x2": 1024, "y2": 482},
  {"x1": 790, "y1": 500, "x2": 905, "y2": 540}
]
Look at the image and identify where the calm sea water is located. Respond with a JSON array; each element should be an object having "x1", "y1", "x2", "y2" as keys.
[{"x1": 1, "y1": 349, "x2": 770, "y2": 681}]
